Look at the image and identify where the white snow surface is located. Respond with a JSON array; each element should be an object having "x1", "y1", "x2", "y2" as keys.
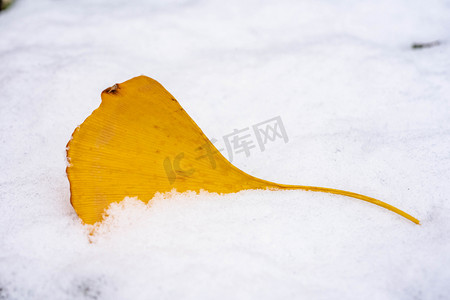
[{"x1": 1, "y1": 0, "x2": 450, "y2": 299}]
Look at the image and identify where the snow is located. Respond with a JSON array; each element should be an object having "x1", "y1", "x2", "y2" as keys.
[{"x1": 1, "y1": 0, "x2": 450, "y2": 299}]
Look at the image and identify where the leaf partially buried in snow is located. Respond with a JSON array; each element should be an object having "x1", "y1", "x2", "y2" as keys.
[{"x1": 66, "y1": 76, "x2": 419, "y2": 225}]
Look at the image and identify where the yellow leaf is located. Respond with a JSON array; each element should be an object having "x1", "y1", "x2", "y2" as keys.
[{"x1": 66, "y1": 76, "x2": 420, "y2": 225}]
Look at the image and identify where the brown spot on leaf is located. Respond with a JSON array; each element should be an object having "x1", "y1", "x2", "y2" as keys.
[{"x1": 103, "y1": 84, "x2": 119, "y2": 94}]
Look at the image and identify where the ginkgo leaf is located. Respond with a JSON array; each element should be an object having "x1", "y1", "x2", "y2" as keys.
[{"x1": 66, "y1": 76, "x2": 420, "y2": 225}]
